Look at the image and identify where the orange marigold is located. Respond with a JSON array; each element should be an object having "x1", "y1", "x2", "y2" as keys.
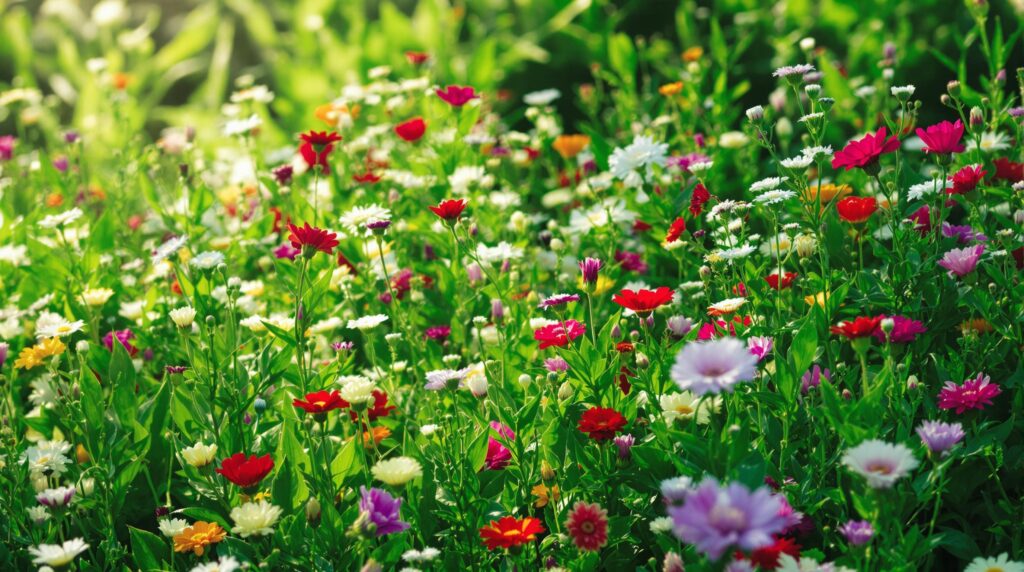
[{"x1": 173, "y1": 521, "x2": 226, "y2": 556}]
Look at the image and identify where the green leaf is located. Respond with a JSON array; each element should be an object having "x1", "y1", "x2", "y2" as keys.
[
  {"x1": 108, "y1": 336, "x2": 138, "y2": 428},
  {"x1": 129, "y1": 526, "x2": 169, "y2": 571}
]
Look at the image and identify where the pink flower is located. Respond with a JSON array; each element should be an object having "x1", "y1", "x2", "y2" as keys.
[
  {"x1": 485, "y1": 422, "x2": 514, "y2": 470},
  {"x1": 938, "y1": 372, "x2": 1001, "y2": 414},
  {"x1": 873, "y1": 315, "x2": 926, "y2": 344},
  {"x1": 747, "y1": 336, "x2": 773, "y2": 362},
  {"x1": 831, "y1": 127, "x2": 900, "y2": 171},
  {"x1": 435, "y1": 85, "x2": 479, "y2": 107},
  {"x1": 915, "y1": 120, "x2": 965, "y2": 155},
  {"x1": 948, "y1": 164, "x2": 986, "y2": 195},
  {"x1": 937, "y1": 244, "x2": 983, "y2": 278}
]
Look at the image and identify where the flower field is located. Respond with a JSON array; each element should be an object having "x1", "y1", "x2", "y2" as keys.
[{"x1": 2, "y1": 0, "x2": 1024, "y2": 570}]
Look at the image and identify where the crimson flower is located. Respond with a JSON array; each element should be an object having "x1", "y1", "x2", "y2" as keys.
[
  {"x1": 533, "y1": 320, "x2": 586, "y2": 349},
  {"x1": 872, "y1": 314, "x2": 926, "y2": 344},
  {"x1": 735, "y1": 536, "x2": 801, "y2": 570},
  {"x1": 293, "y1": 390, "x2": 347, "y2": 414},
  {"x1": 992, "y1": 157, "x2": 1024, "y2": 182},
  {"x1": 298, "y1": 130, "x2": 342, "y2": 174},
  {"x1": 429, "y1": 199, "x2": 468, "y2": 222},
  {"x1": 836, "y1": 196, "x2": 878, "y2": 223},
  {"x1": 577, "y1": 407, "x2": 627, "y2": 441},
  {"x1": 287, "y1": 222, "x2": 339, "y2": 256},
  {"x1": 831, "y1": 127, "x2": 899, "y2": 172},
  {"x1": 612, "y1": 287, "x2": 674, "y2": 314},
  {"x1": 395, "y1": 117, "x2": 426, "y2": 142},
  {"x1": 352, "y1": 171, "x2": 382, "y2": 184},
  {"x1": 565, "y1": 502, "x2": 609, "y2": 551},
  {"x1": 830, "y1": 316, "x2": 883, "y2": 339},
  {"x1": 689, "y1": 182, "x2": 711, "y2": 217},
  {"x1": 435, "y1": 85, "x2": 479, "y2": 107},
  {"x1": 216, "y1": 453, "x2": 274, "y2": 490},
  {"x1": 948, "y1": 165, "x2": 987, "y2": 195},
  {"x1": 405, "y1": 51, "x2": 430, "y2": 65},
  {"x1": 915, "y1": 120, "x2": 965, "y2": 155},
  {"x1": 665, "y1": 217, "x2": 687, "y2": 243},
  {"x1": 350, "y1": 390, "x2": 396, "y2": 422},
  {"x1": 765, "y1": 272, "x2": 797, "y2": 290},
  {"x1": 479, "y1": 516, "x2": 545, "y2": 551}
]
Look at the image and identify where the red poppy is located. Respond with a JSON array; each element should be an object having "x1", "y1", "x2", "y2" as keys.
[
  {"x1": 405, "y1": 51, "x2": 430, "y2": 65},
  {"x1": 765, "y1": 272, "x2": 797, "y2": 290},
  {"x1": 287, "y1": 222, "x2": 339, "y2": 255},
  {"x1": 533, "y1": 320, "x2": 586, "y2": 349},
  {"x1": 831, "y1": 127, "x2": 899, "y2": 172},
  {"x1": 836, "y1": 196, "x2": 878, "y2": 224},
  {"x1": 395, "y1": 117, "x2": 426, "y2": 142},
  {"x1": 612, "y1": 287, "x2": 674, "y2": 314},
  {"x1": 293, "y1": 390, "x2": 348, "y2": 414},
  {"x1": 298, "y1": 130, "x2": 342, "y2": 174},
  {"x1": 948, "y1": 165, "x2": 987, "y2": 195},
  {"x1": 435, "y1": 85, "x2": 479, "y2": 107},
  {"x1": 577, "y1": 407, "x2": 627, "y2": 441},
  {"x1": 993, "y1": 157, "x2": 1024, "y2": 182},
  {"x1": 689, "y1": 182, "x2": 711, "y2": 217},
  {"x1": 216, "y1": 453, "x2": 274, "y2": 490},
  {"x1": 736, "y1": 536, "x2": 801, "y2": 570},
  {"x1": 479, "y1": 516, "x2": 545, "y2": 550},
  {"x1": 429, "y1": 199, "x2": 468, "y2": 222},
  {"x1": 665, "y1": 217, "x2": 687, "y2": 243},
  {"x1": 830, "y1": 316, "x2": 883, "y2": 339},
  {"x1": 352, "y1": 171, "x2": 382, "y2": 184}
]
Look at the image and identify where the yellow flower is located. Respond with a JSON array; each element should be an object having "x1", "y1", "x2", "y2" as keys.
[
  {"x1": 682, "y1": 46, "x2": 704, "y2": 62},
  {"x1": 658, "y1": 82, "x2": 683, "y2": 96},
  {"x1": 173, "y1": 521, "x2": 226, "y2": 556},
  {"x1": 531, "y1": 483, "x2": 560, "y2": 508},
  {"x1": 578, "y1": 274, "x2": 613, "y2": 296},
  {"x1": 14, "y1": 347, "x2": 44, "y2": 370},
  {"x1": 802, "y1": 183, "x2": 852, "y2": 207},
  {"x1": 804, "y1": 292, "x2": 829, "y2": 308},
  {"x1": 315, "y1": 102, "x2": 360, "y2": 128},
  {"x1": 552, "y1": 134, "x2": 591, "y2": 160},
  {"x1": 36, "y1": 337, "x2": 66, "y2": 358}
]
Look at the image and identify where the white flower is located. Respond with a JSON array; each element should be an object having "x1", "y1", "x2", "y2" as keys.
[
  {"x1": 776, "y1": 554, "x2": 855, "y2": 572},
  {"x1": 772, "y1": 63, "x2": 815, "y2": 77},
  {"x1": 718, "y1": 131, "x2": 750, "y2": 149},
  {"x1": 223, "y1": 114, "x2": 263, "y2": 137},
  {"x1": 0, "y1": 244, "x2": 29, "y2": 266},
  {"x1": 890, "y1": 84, "x2": 915, "y2": 96},
  {"x1": 169, "y1": 307, "x2": 197, "y2": 328},
  {"x1": 420, "y1": 424, "x2": 439, "y2": 436},
  {"x1": 190, "y1": 556, "x2": 242, "y2": 572},
  {"x1": 855, "y1": 85, "x2": 877, "y2": 98},
  {"x1": 190, "y1": 251, "x2": 225, "y2": 270},
  {"x1": 158, "y1": 518, "x2": 189, "y2": 538},
  {"x1": 780, "y1": 155, "x2": 814, "y2": 170},
  {"x1": 608, "y1": 135, "x2": 668, "y2": 186},
  {"x1": 798, "y1": 112, "x2": 823, "y2": 123},
  {"x1": 659, "y1": 392, "x2": 718, "y2": 425},
  {"x1": 340, "y1": 204, "x2": 392, "y2": 236},
  {"x1": 968, "y1": 131, "x2": 1011, "y2": 153},
  {"x1": 403, "y1": 547, "x2": 441, "y2": 562},
  {"x1": 81, "y1": 287, "x2": 114, "y2": 307},
  {"x1": 964, "y1": 553, "x2": 1024, "y2": 572},
  {"x1": 523, "y1": 88, "x2": 561, "y2": 106},
  {"x1": 34, "y1": 312, "x2": 85, "y2": 338},
  {"x1": 371, "y1": 456, "x2": 423, "y2": 486},
  {"x1": 750, "y1": 176, "x2": 789, "y2": 193},
  {"x1": 231, "y1": 85, "x2": 274, "y2": 104},
  {"x1": 347, "y1": 314, "x2": 389, "y2": 331},
  {"x1": 36, "y1": 486, "x2": 76, "y2": 508},
  {"x1": 152, "y1": 235, "x2": 188, "y2": 264},
  {"x1": 230, "y1": 500, "x2": 282, "y2": 537},
  {"x1": 841, "y1": 440, "x2": 919, "y2": 488},
  {"x1": 567, "y1": 198, "x2": 636, "y2": 236},
  {"x1": 39, "y1": 208, "x2": 83, "y2": 229},
  {"x1": 801, "y1": 145, "x2": 832, "y2": 158},
  {"x1": 753, "y1": 189, "x2": 797, "y2": 205},
  {"x1": 180, "y1": 442, "x2": 217, "y2": 468},
  {"x1": 339, "y1": 378, "x2": 377, "y2": 404},
  {"x1": 687, "y1": 160, "x2": 713, "y2": 173},
  {"x1": 707, "y1": 297, "x2": 746, "y2": 314},
  {"x1": 670, "y1": 337, "x2": 758, "y2": 395},
  {"x1": 27, "y1": 506, "x2": 50, "y2": 524},
  {"x1": 649, "y1": 516, "x2": 674, "y2": 534},
  {"x1": 448, "y1": 166, "x2": 488, "y2": 194},
  {"x1": 712, "y1": 244, "x2": 757, "y2": 261},
  {"x1": 21, "y1": 440, "x2": 72, "y2": 476},
  {"x1": 475, "y1": 241, "x2": 524, "y2": 265},
  {"x1": 28, "y1": 538, "x2": 89, "y2": 567}
]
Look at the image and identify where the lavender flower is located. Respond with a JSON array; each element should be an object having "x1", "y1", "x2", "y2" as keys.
[
  {"x1": 801, "y1": 364, "x2": 831, "y2": 394},
  {"x1": 666, "y1": 316, "x2": 694, "y2": 337},
  {"x1": 916, "y1": 420, "x2": 965, "y2": 454},
  {"x1": 613, "y1": 434, "x2": 635, "y2": 460},
  {"x1": 543, "y1": 357, "x2": 569, "y2": 372},
  {"x1": 839, "y1": 519, "x2": 874, "y2": 545},
  {"x1": 333, "y1": 341, "x2": 355, "y2": 351},
  {"x1": 424, "y1": 368, "x2": 468, "y2": 390},
  {"x1": 670, "y1": 338, "x2": 758, "y2": 396},
  {"x1": 937, "y1": 244, "x2": 983, "y2": 278},
  {"x1": 773, "y1": 63, "x2": 816, "y2": 78},
  {"x1": 358, "y1": 486, "x2": 410, "y2": 536},
  {"x1": 941, "y1": 223, "x2": 987, "y2": 243}
]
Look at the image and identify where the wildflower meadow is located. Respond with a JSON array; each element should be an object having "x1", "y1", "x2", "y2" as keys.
[{"x1": 2, "y1": 0, "x2": 1024, "y2": 570}]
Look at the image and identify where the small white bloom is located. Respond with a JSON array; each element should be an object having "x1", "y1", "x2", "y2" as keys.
[{"x1": 230, "y1": 500, "x2": 282, "y2": 537}]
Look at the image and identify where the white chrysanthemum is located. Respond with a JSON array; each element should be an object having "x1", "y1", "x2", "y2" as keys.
[
  {"x1": 523, "y1": 88, "x2": 561, "y2": 106},
  {"x1": 608, "y1": 135, "x2": 668, "y2": 186},
  {"x1": 841, "y1": 440, "x2": 919, "y2": 488},
  {"x1": 371, "y1": 456, "x2": 423, "y2": 486},
  {"x1": 347, "y1": 314, "x2": 388, "y2": 331},
  {"x1": 750, "y1": 177, "x2": 789, "y2": 193},
  {"x1": 180, "y1": 442, "x2": 217, "y2": 468},
  {"x1": 21, "y1": 440, "x2": 72, "y2": 476},
  {"x1": 566, "y1": 198, "x2": 636, "y2": 236},
  {"x1": 340, "y1": 204, "x2": 393, "y2": 236},
  {"x1": 340, "y1": 378, "x2": 377, "y2": 404},
  {"x1": 403, "y1": 547, "x2": 441, "y2": 562},
  {"x1": 760, "y1": 232, "x2": 794, "y2": 258},
  {"x1": 968, "y1": 131, "x2": 1011, "y2": 153},
  {"x1": 39, "y1": 208, "x2": 83, "y2": 229},
  {"x1": 670, "y1": 337, "x2": 758, "y2": 395},
  {"x1": 230, "y1": 500, "x2": 282, "y2": 537},
  {"x1": 29, "y1": 376, "x2": 59, "y2": 408},
  {"x1": 964, "y1": 553, "x2": 1024, "y2": 572},
  {"x1": 190, "y1": 556, "x2": 242, "y2": 572},
  {"x1": 28, "y1": 538, "x2": 89, "y2": 567},
  {"x1": 780, "y1": 155, "x2": 814, "y2": 170},
  {"x1": 890, "y1": 85, "x2": 915, "y2": 96},
  {"x1": 688, "y1": 160, "x2": 713, "y2": 173},
  {"x1": 190, "y1": 251, "x2": 225, "y2": 270},
  {"x1": 81, "y1": 287, "x2": 114, "y2": 307},
  {"x1": 34, "y1": 311, "x2": 85, "y2": 339},
  {"x1": 475, "y1": 242, "x2": 524, "y2": 264},
  {"x1": 158, "y1": 518, "x2": 189, "y2": 538},
  {"x1": 649, "y1": 516, "x2": 674, "y2": 534},
  {"x1": 718, "y1": 131, "x2": 750, "y2": 149},
  {"x1": 753, "y1": 189, "x2": 797, "y2": 205},
  {"x1": 169, "y1": 307, "x2": 197, "y2": 328},
  {"x1": 801, "y1": 145, "x2": 832, "y2": 158},
  {"x1": 712, "y1": 244, "x2": 757, "y2": 261},
  {"x1": 152, "y1": 236, "x2": 188, "y2": 264},
  {"x1": 708, "y1": 297, "x2": 746, "y2": 314},
  {"x1": 659, "y1": 392, "x2": 718, "y2": 425},
  {"x1": 448, "y1": 165, "x2": 488, "y2": 195},
  {"x1": 223, "y1": 114, "x2": 263, "y2": 137},
  {"x1": 907, "y1": 179, "x2": 945, "y2": 201}
]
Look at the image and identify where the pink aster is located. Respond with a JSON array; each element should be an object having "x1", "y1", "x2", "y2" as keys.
[
  {"x1": 937, "y1": 244, "x2": 983, "y2": 278},
  {"x1": 915, "y1": 120, "x2": 965, "y2": 155},
  {"x1": 873, "y1": 315, "x2": 926, "y2": 344},
  {"x1": 937, "y1": 372, "x2": 1001, "y2": 414}
]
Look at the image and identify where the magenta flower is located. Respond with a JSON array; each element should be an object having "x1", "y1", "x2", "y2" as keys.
[
  {"x1": 839, "y1": 520, "x2": 874, "y2": 546},
  {"x1": 273, "y1": 243, "x2": 300, "y2": 260},
  {"x1": 538, "y1": 293, "x2": 580, "y2": 309},
  {"x1": 578, "y1": 257, "x2": 602, "y2": 285},
  {"x1": 937, "y1": 244, "x2": 983, "y2": 278},
  {"x1": 424, "y1": 325, "x2": 451, "y2": 342},
  {"x1": 801, "y1": 364, "x2": 831, "y2": 394},
  {"x1": 613, "y1": 434, "x2": 635, "y2": 460},
  {"x1": 746, "y1": 336, "x2": 773, "y2": 362},
  {"x1": 668, "y1": 478, "x2": 788, "y2": 560},
  {"x1": 358, "y1": 486, "x2": 410, "y2": 536},
  {"x1": 485, "y1": 422, "x2": 514, "y2": 470},
  {"x1": 0, "y1": 135, "x2": 14, "y2": 160},
  {"x1": 915, "y1": 120, "x2": 965, "y2": 155},
  {"x1": 916, "y1": 420, "x2": 965, "y2": 454},
  {"x1": 103, "y1": 329, "x2": 139, "y2": 357},
  {"x1": 614, "y1": 250, "x2": 648, "y2": 274},
  {"x1": 938, "y1": 372, "x2": 1001, "y2": 414},
  {"x1": 873, "y1": 315, "x2": 926, "y2": 344},
  {"x1": 543, "y1": 357, "x2": 569, "y2": 372},
  {"x1": 831, "y1": 127, "x2": 900, "y2": 171},
  {"x1": 435, "y1": 85, "x2": 478, "y2": 107}
]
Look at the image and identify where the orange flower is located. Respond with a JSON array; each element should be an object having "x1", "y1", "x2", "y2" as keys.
[
  {"x1": 960, "y1": 318, "x2": 993, "y2": 335},
  {"x1": 659, "y1": 82, "x2": 683, "y2": 96},
  {"x1": 552, "y1": 134, "x2": 591, "y2": 160},
  {"x1": 173, "y1": 521, "x2": 226, "y2": 556},
  {"x1": 531, "y1": 483, "x2": 560, "y2": 508},
  {"x1": 363, "y1": 426, "x2": 391, "y2": 445},
  {"x1": 682, "y1": 47, "x2": 704, "y2": 62},
  {"x1": 315, "y1": 102, "x2": 360, "y2": 128},
  {"x1": 802, "y1": 183, "x2": 852, "y2": 206},
  {"x1": 112, "y1": 72, "x2": 131, "y2": 90},
  {"x1": 479, "y1": 516, "x2": 545, "y2": 551},
  {"x1": 45, "y1": 192, "x2": 64, "y2": 207}
]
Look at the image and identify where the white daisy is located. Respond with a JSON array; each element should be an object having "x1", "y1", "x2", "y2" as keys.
[
  {"x1": 346, "y1": 314, "x2": 389, "y2": 331},
  {"x1": 841, "y1": 440, "x2": 919, "y2": 488},
  {"x1": 28, "y1": 538, "x2": 89, "y2": 567},
  {"x1": 340, "y1": 204, "x2": 392, "y2": 236}
]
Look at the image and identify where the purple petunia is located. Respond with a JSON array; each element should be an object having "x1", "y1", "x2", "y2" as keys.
[{"x1": 358, "y1": 486, "x2": 410, "y2": 537}]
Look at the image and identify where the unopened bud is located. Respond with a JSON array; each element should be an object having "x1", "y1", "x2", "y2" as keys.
[
  {"x1": 557, "y1": 381, "x2": 573, "y2": 401},
  {"x1": 969, "y1": 106, "x2": 984, "y2": 129}
]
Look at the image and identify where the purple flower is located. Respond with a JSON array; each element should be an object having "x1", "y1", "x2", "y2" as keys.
[
  {"x1": 165, "y1": 365, "x2": 188, "y2": 374},
  {"x1": 666, "y1": 316, "x2": 694, "y2": 338},
  {"x1": 938, "y1": 244, "x2": 983, "y2": 278},
  {"x1": 746, "y1": 336, "x2": 773, "y2": 362},
  {"x1": 64, "y1": 131, "x2": 80, "y2": 144},
  {"x1": 358, "y1": 486, "x2": 410, "y2": 536},
  {"x1": 365, "y1": 219, "x2": 391, "y2": 231},
  {"x1": 491, "y1": 299, "x2": 504, "y2": 322},
  {"x1": 424, "y1": 326, "x2": 451, "y2": 341},
  {"x1": 579, "y1": 257, "x2": 602, "y2": 285},
  {"x1": 613, "y1": 434, "x2": 635, "y2": 460},
  {"x1": 538, "y1": 293, "x2": 580, "y2": 309},
  {"x1": 614, "y1": 250, "x2": 648, "y2": 274},
  {"x1": 872, "y1": 315, "x2": 926, "y2": 344},
  {"x1": 941, "y1": 222, "x2": 987, "y2": 243},
  {"x1": 839, "y1": 519, "x2": 874, "y2": 545},
  {"x1": 801, "y1": 364, "x2": 830, "y2": 394},
  {"x1": 916, "y1": 420, "x2": 965, "y2": 454},
  {"x1": 466, "y1": 263, "x2": 484, "y2": 284},
  {"x1": 1010, "y1": 106, "x2": 1024, "y2": 118},
  {"x1": 0, "y1": 135, "x2": 14, "y2": 160},
  {"x1": 273, "y1": 243, "x2": 300, "y2": 260},
  {"x1": 0, "y1": 342, "x2": 8, "y2": 368},
  {"x1": 272, "y1": 164, "x2": 294, "y2": 185},
  {"x1": 544, "y1": 357, "x2": 569, "y2": 372},
  {"x1": 667, "y1": 152, "x2": 711, "y2": 172},
  {"x1": 103, "y1": 329, "x2": 138, "y2": 356},
  {"x1": 332, "y1": 341, "x2": 355, "y2": 352},
  {"x1": 667, "y1": 478, "x2": 787, "y2": 560},
  {"x1": 52, "y1": 156, "x2": 69, "y2": 173}
]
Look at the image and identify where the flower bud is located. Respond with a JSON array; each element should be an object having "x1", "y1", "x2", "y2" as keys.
[
  {"x1": 254, "y1": 397, "x2": 267, "y2": 414},
  {"x1": 907, "y1": 375, "x2": 919, "y2": 390},
  {"x1": 745, "y1": 105, "x2": 765, "y2": 122},
  {"x1": 880, "y1": 317, "x2": 895, "y2": 335},
  {"x1": 306, "y1": 497, "x2": 322, "y2": 528},
  {"x1": 518, "y1": 373, "x2": 532, "y2": 389},
  {"x1": 557, "y1": 381, "x2": 573, "y2": 401},
  {"x1": 969, "y1": 106, "x2": 984, "y2": 129},
  {"x1": 804, "y1": 84, "x2": 821, "y2": 98},
  {"x1": 541, "y1": 460, "x2": 556, "y2": 481}
]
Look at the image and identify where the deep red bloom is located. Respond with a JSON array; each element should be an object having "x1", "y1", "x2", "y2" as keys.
[
  {"x1": 565, "y1": 502, "x2": 609, "y2": 551},
  {"x1": 352, "y1": 171, "x2": 382, "y2": 184},
  {"x1": 615, "y1": 341, "x2": 634, "y2": 353},
  {"x1": 665, "y1": 217, "x2": 687, "y2": 243},
  {"x1": 287, "y1": 222, "x2": 339, "y2": 255},
  {"x1": 1013, "y1": 246, "x2": 1024, "y2": 270},
  {"x1": 479, "y1": 516, "x2": 545, "y2": 550},
  {"x1": 577, "y1": 407, "x2": 627, "y2": 441},
  {"x1": 836, "y1": 196, "x2": 878, "y2": 223},
  {"x1": 614, "y1": 250, "x2": 648, "y2": 273},
  {"x1": 872, "y1": 314, "x2": 926, "y2": 343},
  {"x1": 907, "y1": 206, "x2": 932, "y2": 236},
  {"x1": 689, "y1": 182, "x2": 711, "y2": 217},
  {"x1": 533, "y1": 320, "x2": 586, "y2": 349},
  {"x1": 736, "y1": 536, "x2": 802, "y2": 570},
  {"x1": 293, "y1": 390, "x2": 348, "y2": 414},
  {"x1": 915, "y1": 120, "x2": 965, "y2": 154},
  {"x1": 298, "y1": 131, "x2": 342, "y2": 174},
  {"x1": 831, "y1": 127, "x2": 900, "y2": 171},
  {"x1": 612, "y1": 287, "x2": 674, "y2": 314},
  {"x1": 394, "y1": 117, "x2": 426, "y2": 142},
  {"x1": 948, "y1": 165, "x2": 987, "y2": 195},
  {"x1": 435, "y1": 85, "x2": 479, "y2": 107},
  {"x1": 405, "y1": 51, "x2": 430, "y2": 65},
  {"x1": 429, "y1": 199, "x2": 468, "y2": 222},
  {"x1": 632, "y1": 219, "x2": 652, "y2": 233},
  {"x1": 830, "y1": 316, "x2": 883, "y2": 339},
  {"x1": 992, "y1": 157, "x2": 1024, "y2": 182},
  {"x1": 765, "y1": 272, "x2": 797, "y2": 290},
  {"x1": 216, "y1": 453, "x2": 274, "y2": 489},
  {"x1": 617, "y1": 366, "x2": 634, "y2": 395}
]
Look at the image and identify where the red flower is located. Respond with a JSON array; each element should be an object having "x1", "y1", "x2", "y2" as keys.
[
  {"x1": 298, "y1": 130, "x2": 342, "y2": 174},
  {"x1": 435, "y1": 85, "x2": 479, "y2": 107},
  {"x1": 287, "y1": 222, "x2": 339, "y2": 255},
  {"x1": 429, "y1": 198, "x2": 468, "y2": 222},
  {"x1": 617, "y1": 366, "x2": 634, "y2": 395},
  {"x1": 615, "y1": 341, "x2": 634, "y2": 353},
  {"x1": 533, "y1": 320, "x2": 586, "y2": 349},
  {"x1": 565, "y1": 502, "x2": 609, "y2": 551},
  {"x1": 830, "y1": 316, "x2": 883, "y2": 339},
  {"x1": 831, "y1": 127, "x2": 899, "y2": 171},
  {"x1": 665, "y1": 217, "x2": 687, "y2": 243},
  {"x1": 395, "y1": 117, "x2": 426, "y2": 142},
  {"x1": 405, "y1": 51, "x2": 430, "y2": 65},
  {"x1": 765, "y1": 272, "x2": 797, "y2": 290},
  {"x1": 907, "y1": 206, "x2": 931, "y2": 236},
  {"x1": 578, "y1": 407, "x2": 626, "y2": 440},
  {"x1": 632, "y1": 219, "x2": 652, "y2": 233},
  {"x1": 216, "y1": 453, "x2": 274, "y2": 490},
  {"x1": 736, "y1": 536, "x2": 802, "y2": 570},
  {"x1": 479, "y1": 516, "x2": 545, "y2": 551},
  {"x1": 915, "y1": 120, "x2": 965, "y2": 155},
  {"x1": 293, "y1": 390, "x2": 348, "y2": 414},
  {"x1": 612, "y1": 287, "x2": 674, "y2": 314},
  {"x1": 689, "y1": 182, "x2": 711, "y2": 217},
  {"x1": 993, "y1": 157, "x2": 1024, "y2": 182},
  {"x1": 948, "y1": 165, "x2": 987, "y2": 195},
  {"x1": 337, "y1": 251, "x2": 358, "y2": 274},
  {"x1": 352, "y1": 171, "x2": 382, "y2": 184},
  {"x1": 836, "y1": 196, "x2": 878, "y2": 223},
  {"x1": 363, "y1": 390, "x2": 396, "y2": 422}
]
